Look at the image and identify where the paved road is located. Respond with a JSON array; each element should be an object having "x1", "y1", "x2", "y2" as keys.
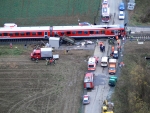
[
  {"x1": 84, "y1": 0, "x2": 124, "y2": 113},
  {"x1": 109, "y1": 0, "x2": 124, "y2": 25}
]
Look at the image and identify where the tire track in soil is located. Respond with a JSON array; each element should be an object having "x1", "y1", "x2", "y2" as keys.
[{"x1": 8, "y1": 87, "x2": 61, "y2": 113}]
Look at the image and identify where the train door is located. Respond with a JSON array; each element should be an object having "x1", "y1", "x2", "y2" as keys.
[{"x1": 44, "y1": 32, "x2": 48, "y2": 39}]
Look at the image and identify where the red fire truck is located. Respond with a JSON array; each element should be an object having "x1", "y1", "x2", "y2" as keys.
[{"x1": 84, "y1": 72, "x2": 94, "y2": 89}]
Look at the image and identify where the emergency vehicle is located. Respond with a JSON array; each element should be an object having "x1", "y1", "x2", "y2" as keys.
[
  {"x1": 102, "y1": 0, "x2": 110, "y2": 23},
  {"x1": 88, "y1": 57, "x2": 98, "y2": 70},
  {"x1": 84, "y1": 72, "x2": 94, "y2": 89},
  {"x1": 31, "y1": 48, "x2": 53, "y2": 60}
]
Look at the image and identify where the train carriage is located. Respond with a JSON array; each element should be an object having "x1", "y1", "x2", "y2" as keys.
[{"x1": 0, "y1": 23, "x2": 126, "y2": 40}]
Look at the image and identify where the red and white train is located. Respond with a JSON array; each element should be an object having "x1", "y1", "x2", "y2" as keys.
[{"x1": 0, "y1": 23, "x2": 126, "y2": 40}]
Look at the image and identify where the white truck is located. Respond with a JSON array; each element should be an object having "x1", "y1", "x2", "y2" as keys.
[{"x1": 101, "y1": 57, "x2": 108, "y2": 67}]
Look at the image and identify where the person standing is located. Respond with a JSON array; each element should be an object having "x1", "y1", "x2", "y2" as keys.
[{"x1": 10, "y1": 43, "x2": 12, "y2": 49}]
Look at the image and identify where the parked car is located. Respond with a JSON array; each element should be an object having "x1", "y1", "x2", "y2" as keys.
[
  {"x1": 113, "y1": 50, "x2": 119, "y2": 59},
  {"x1": 119, "y1": 2, "x2": 125, "y2": 11},
  {"x1": 79, "y1": 22, "x2": 91, "y2": 26},
  {"x1": 83, "y1": 95, "x2": 90, "y2": 104},
  {"x1": 119, "y1": 11, "x2": 125, "y2": 20}
]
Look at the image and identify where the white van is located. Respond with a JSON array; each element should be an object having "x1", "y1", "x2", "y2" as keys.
[{"x1": 101, "y1": 57, "x2": 108, "y2": 67}]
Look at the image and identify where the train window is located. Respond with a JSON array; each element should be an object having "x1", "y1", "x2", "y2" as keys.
[
  {"x1": 9, "y1": 33, "x2": 13, "y2": 36},
  {"x1": 67, "y1": 31, "x2": 71, "y2": 35},
  {"x1": 96, "y1": 31, "x2": 99, "y2": 34},
  {"x1": 32, "y1": 32, "x2": 36, "y2": 35},
  {"x1": 26, "y1": 32, "x2": 30, "y2": 36},
  {"x1": 38, "y1": 32, "x2": 42, "y2": 35},
  {"x1": 84, "y1": 31, "x2": 88, "y2": 34},
  {"x1": 90, "y1": 31, "x2": 94, "y2": 34},
  {"x1": 72, "y1": 31, "x2": 76, "y2": 34},
  {"x1": 4, "y1": 33, "x2": 8, "y2": 36},
  {"x1": 20, "y1": 32, "x2": 25, "y2": 36},
  {"x1": 111, "y1": 30, "x2": 115, "y2": 34},
  {"x1": 0, "y1": 33, "x2": 2, "y2": 36},
  {"x1": 78, "y1": 31, "x2": 82, "y2": 34},
  {"x1": 121, "y1": 30, "x2": 124, "y2": 32},
  {"x1": 61, "y1": 32, "x2": 64, "y2": 35},
  {"x1": 15, "y1": 33, "x2": 19, "y2": 36},
  {"x1": 101, "y1": 30, "x2": 105, "y2": 34}
]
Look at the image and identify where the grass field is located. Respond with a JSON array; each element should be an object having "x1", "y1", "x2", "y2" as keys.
[
  {"x1": 127, "y1": 0, "x2": 150, "y2": 26},
  {"x1": 0, "y1": 0, "x2": 100, "y2": 26},
  {"x1": 112, "y1": 40, "x2": 150, "y2": 113}
]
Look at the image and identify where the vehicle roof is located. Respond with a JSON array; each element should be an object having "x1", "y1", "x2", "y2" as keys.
[
  {"x1": 0, "y1": 26, "x2": 50, "y2": 32},
  {"x1": 109, "y1": 59, "x2": 117, "y2": 62},
  {"x1": 0, "y1": 24, "x2": 124, "y2": 32},
  {"x1": 119, "y1": 11, "x2": 124, "y2": 13},
  {"x1": 34, "y1": 49, "x2": 40, "y2": 53},
  {"x1": 84, "y1": 73, "x2": 93, "y2": 82},
  {"x1": 114, "y1": 51, "x2": 118, "y2": 53},
  {"x1": 41, "y1": 48, "x2": 52, "y2": 51},
  {"x1": 88, "y1": 57, "x2": 96, "y2": 64},
  {"x1": 109, "y1": 64, "x2": 116, "y2": 67},
  {"x1": 102, "y1": 7, "x2": 110, "y2": 16},
  {"x1": 101, "y1": 57, "x2": 108, "y2": 61}
]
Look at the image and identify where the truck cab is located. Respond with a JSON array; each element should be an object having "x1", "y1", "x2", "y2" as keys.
[
  {"x1": 31, "y1": 49, "x2": 41, "y2": 60},
  {"x1": 31, "y1": 48, "x2": 53, "y2": 60},
  {"x1": 101, "y1": 57, "x2": 108, "y2": 67}
]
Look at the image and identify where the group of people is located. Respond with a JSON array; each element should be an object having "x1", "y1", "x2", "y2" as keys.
[{"x1": 46, "y1": 58, "x2": 56, "y2": 65}]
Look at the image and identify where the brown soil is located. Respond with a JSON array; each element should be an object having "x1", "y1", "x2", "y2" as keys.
[{"x1": 0, "y1": 46, "x2": 93, "y2": 113}]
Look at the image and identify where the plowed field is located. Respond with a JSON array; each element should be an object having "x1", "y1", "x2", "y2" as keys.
[{"x1": 0, "y1": 45, "x2": 93, "y2": 113}]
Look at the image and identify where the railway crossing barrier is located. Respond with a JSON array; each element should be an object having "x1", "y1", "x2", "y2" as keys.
[{"x1": 126, "y1": 36, "x2": 150, "y2": 41}]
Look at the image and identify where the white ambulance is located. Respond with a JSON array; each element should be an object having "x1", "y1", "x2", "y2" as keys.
[{"x1": 101, "y1": 57, "x2": 108, "y2": 67}]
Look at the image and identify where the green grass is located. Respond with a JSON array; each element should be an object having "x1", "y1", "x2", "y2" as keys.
[
  {"x1": 128, "y1": 0, "x2": 150, "y2": 26},
  {"x1": 0, "y1": 45, "x2": 28, "y2": 55},
  {"x1": 0, "y1": 0, "x2": 100, "y2": 26}
]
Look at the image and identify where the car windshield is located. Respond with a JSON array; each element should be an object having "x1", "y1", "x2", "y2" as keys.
[
  {"x1": 101, "y1": 62, "x2": 107, "y2": 64},
  {"x1": 89, "y1": 65, "x2": 94, "y2": 67},
  {"x1": 120, "y1": 14, "x2": 124, "y2": 16},
  {"x1": 120, "y1": 3, "x2": 124, "y2": 7},
  {"x1": 83, "y1": 100, "x2": 88, "y2": 103},
  {"x1": 109, "y1": 67, "x2": 115, "y2": 70}
]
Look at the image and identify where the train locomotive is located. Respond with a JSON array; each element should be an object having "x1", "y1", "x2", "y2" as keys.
[{"x1": 0, "y1": 23, "x2": 126, "y2": 40}]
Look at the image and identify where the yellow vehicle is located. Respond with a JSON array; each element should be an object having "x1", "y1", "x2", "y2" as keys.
[{"x1": 102, "y1": 100, "x2": 114, "y2": 113}]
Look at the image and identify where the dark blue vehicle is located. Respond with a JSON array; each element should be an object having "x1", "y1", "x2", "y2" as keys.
[
  {"x1": 113, "y1": 50, "x2": 119, "y2": 59},
  {"x1": 119, "y1": 2, "x2": 125, "y2": 11}
]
